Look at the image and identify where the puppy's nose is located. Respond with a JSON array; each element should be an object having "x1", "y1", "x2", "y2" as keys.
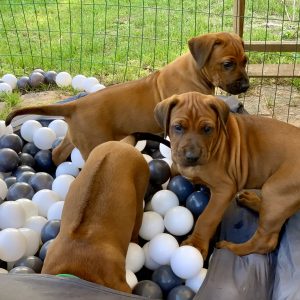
[
  {"x1": 240, "y1": 79, "x2": 249, "y2": 93},
  {"x1": 185, "y1": 151, "x2": 199, "y2": 163}
]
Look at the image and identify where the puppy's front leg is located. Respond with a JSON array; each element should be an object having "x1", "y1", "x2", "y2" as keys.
[{"x1": 182, "y1": 188, "x2": 236, "y2": 260}]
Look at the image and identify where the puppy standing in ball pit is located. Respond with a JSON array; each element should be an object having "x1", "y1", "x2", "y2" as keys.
[
  {"x1": 6, "y1": 32, "x2": 249, "y2": 165},
  {"x1": 154, "y1": 91, "x2": 300, "y2": 259},
  {"x1": 41, "y1": 141, "x2": 150, "y2": 293}
]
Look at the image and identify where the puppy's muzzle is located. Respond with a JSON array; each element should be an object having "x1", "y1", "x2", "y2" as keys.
[
  {"x1": 227, "y1": 77, "x2": 249, "y2": 95},
  {"x1": 184, "y1": 149, "x2": 201, "y2": 166}
]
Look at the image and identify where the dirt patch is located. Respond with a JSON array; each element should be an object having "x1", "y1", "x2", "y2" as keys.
[{"x1": 20, "y1": 90, "x2": 72, "y2": 107}]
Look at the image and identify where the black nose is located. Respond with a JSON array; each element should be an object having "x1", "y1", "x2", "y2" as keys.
[
  {"x1": 185, "y1": 151, "x2": 199, "y2": 163},
  {"x1": 240, "y1": 80, "x2": 249, "y2": 93}
]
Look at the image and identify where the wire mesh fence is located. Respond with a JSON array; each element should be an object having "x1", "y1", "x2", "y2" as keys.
[{"x1": 0, "y1": 0, "x2": 300, "y2": 123}]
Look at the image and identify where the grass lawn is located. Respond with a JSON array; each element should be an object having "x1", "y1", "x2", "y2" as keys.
[{"x1": 0, "y1": 0, "x2": 299, "y2": 85}]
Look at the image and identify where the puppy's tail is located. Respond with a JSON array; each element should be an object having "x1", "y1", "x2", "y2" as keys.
[{"x1": 5, "y1": 103, "x2": 74, "y2": 126}]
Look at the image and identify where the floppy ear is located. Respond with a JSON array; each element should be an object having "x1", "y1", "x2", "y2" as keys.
[
  {"x1": 188, "y1": 34, "x2": 223, "y2": 68},
  {"x1": 208, "y1": 97, "x2": 230, "y2": 138},
  {"x1": 154, "y1": 95, "x2": 179, "y2": 137}
]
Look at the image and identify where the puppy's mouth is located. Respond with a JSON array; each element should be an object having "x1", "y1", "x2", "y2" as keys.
[{"x1": 223, "y1": 78, "x2": 249, "y2": 95}]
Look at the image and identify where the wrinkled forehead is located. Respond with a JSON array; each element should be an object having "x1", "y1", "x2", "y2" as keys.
[
  {"x1": 212, "y1": 37, "x2": 246, "y2": 61},
  {"x1": 170, "y1": 95, "x2": 217, "y2": 123}
]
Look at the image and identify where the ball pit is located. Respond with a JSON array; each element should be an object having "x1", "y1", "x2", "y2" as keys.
[{"x1": 0, "y1": 74, "x2": 210, "y2": 299}]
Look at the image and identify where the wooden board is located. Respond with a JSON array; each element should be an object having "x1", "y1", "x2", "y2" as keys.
[{"x1": 247, "y1": 64, "x2": 300, "y2": 77}]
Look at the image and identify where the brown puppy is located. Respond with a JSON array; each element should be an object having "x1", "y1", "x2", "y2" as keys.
[
  {"x1": 6, "y1": 32, "x2": 248, "y2": 164},
  {"x1": 41, "y1": 141, "x2": 150, "y2": 293},
  {"x1": 154, "y1": 91, "x2": 300, "y2": 259}
]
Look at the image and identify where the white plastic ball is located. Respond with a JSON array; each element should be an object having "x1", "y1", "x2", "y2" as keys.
[
  {"x1": 83, "y1": 77, "x2": 99, "y2": 93},
  {"x1": 185, "y1": 268, "x2": 207, "y2": 293},
  {"x1": 2, "y1": 74, "x2": 17, "y2": 89},
  {"x1": 126, "y1": 242, "x2": 145, "y2": 273},
  {"x1": 19, "y1": 227, "x2": 40, "y2": 257},
  {"x1": 126, "y1": 269, "x2": 138, "y2": 289},
  {"x1": 88, "y1": 83, "x2": 106, "y2": 94},
  {"x1": 148, "y1": 233, "x2": 179, "y2": 265},
  {"x1": 15, "y1": 198, "x2": 39, "y2": 219},
  {"x1": 0, "y1": 178, "x2": 8, "y2": 200},
  {"x1": 5, "y1": 124, "x2": 13, "y2": 134},
  {"x1": 139, "y1": 211, "x2": 164, "y2": 241},
  {"x1": 164, "y1": 206, "x2": 194, "y2": 236},
  {"x1": 32, "y1": 189, "x2": 61, "y2": 217},
  {"x1": 142, "y1": 242, "x2": 161, "y2": 270},
  {"x1": 33, "y1": 127, "x2": 56, "y2": 150},
  {"x1": 48, "y1": 119, "x2": 68, "y2": 138},
  {"x1": 135, "y1": 140, "x2": 146, "y2": 152},
  {"x1": 0, "y1": 82, "x2": 12, "y2": 93},
  {"x1": 159, "y1": 137, "x2": 171, "y2": 159},
  {"x1": 20, "y1": 120, "x2": 42, "y2": 142},
  {"x1": 0, "y1": 120, "x2": 7, "y2": 137},
  {"x1": 55, "y1": 162, "x2": 80, "y2": 177},
  {"x1": 47, "y1": 201, "x2": 64, "y2": 220},
  {"x1": 170, "y1": 245, "x2": 204, "y2": 279},
  {"x1": 0, "y1": 228, "x2": 26, "y2": 262},
  {"x1": 55, "y1": 71, "x2": 72, "y2": 87},
  {"x1": 52, "y1": 174, "x2": 75, "y2": 200},
  {"x1": 71, "y1": 74, "x2": 87, "y2": 91},
  {"x1": 24, "y1": 215, "x2": 48, "y2": 235},
  {"x1": 0, "y1": 268, "x2": 8, "y2": 274},
  {"x1": 71, "y1": 148, "x2": 85, "y2": 169},
  {"x1": 0, "y1": 201, "x2": 26, "y2": 229},
  {"x1": 151, "y1": 190, "x2": 179, "y2": 217}
]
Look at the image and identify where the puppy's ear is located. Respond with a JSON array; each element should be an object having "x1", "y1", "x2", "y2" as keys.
[
  {"x1": 209, "y1": 97, "x2": 230, "y2": 138},
  {"x1": 188, "y1": 34, "x2": 223, "y2": 68},
  {"x1": 154, "y1": 95, "x2": 179, "y2": 137}
]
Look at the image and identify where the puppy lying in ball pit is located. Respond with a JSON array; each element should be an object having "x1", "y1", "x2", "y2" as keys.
[
  {"x1": 154, "y1": 91, "x2": 300, "y2": 259},
  {"x1": 41, "y1": 141, "x2": 150, "y2": 293}
]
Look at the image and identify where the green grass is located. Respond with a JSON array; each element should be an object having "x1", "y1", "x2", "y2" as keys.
[
  {"x1": 0, "y1": 91, "x2": 22, "y2": 119},
  {"x1": 0, "y1": 0, "x2": 299, "y2": 86}
]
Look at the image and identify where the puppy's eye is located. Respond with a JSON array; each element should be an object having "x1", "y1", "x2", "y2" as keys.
[
  {"x1": 203, "y1": 125, "x2": 213, "y2": 135},
  {"x1": 174, "y1": 124, "x2": 184, "y2": 133},
  {"x1": 223, "y1": 61, "x2": 235, "y2": 70}
]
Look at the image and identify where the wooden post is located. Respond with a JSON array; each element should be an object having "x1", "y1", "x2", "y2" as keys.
[{"x1": 233, "y1": 0, "x2": 245, "y2": 38}]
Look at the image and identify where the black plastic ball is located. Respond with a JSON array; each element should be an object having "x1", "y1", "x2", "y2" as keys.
[
  {"x1": 19, "y1": 152, "x2": 35, "y2": 168},
  {"x1": 14, "y1": 256, "x2": 43, "y2": 273},
  {"x1": 0, "y1": 134, "x2": 23, "y2": 153},
  {"x1": 149, "y1": 159, "x2": 171, "y2": 185},
  {"x1": 167, "y1": 176, "x2": 194, "y2": 204},
  {"x1": 17, "y1": 76, "x2": 30, "y2": 92},
  {"x1": 12, "y1": 165, "x2": 35, "y2": 178},
  {"x1": 4, "y1": 176, "x2": 16, "y2": 188},
  {"x1": 34, "y1": 150, "x2": 55, "y2": 173},
  {"x1": 16, "y1": 171, "x2": 35, "y2": 184},
  {"x1": 22, "y1": 142, "x2": 40, "y2": 157},
  {"x1": 151, "y1": 149, "x2": 164, "y2": 159},
  {"x1": 152, "y1": 265, "x2": 184, "y2": 296},
  {"x1": 39, "y1": 239, "x2": 54, "y2": 261},
  {"x1": 41, "y1": 220, "x2": 61, "y2": 243},
  {"x1": 29, "y1": 72, "x2": 45, "y2": 88},
  {"x1": 133, "y1": 280, "x2": 163, "y2": 299},
  {"x1": 0, "y1": 148, "x2": 20, "y2": 172},
  {"x1": 167, "y1": 285, "x2": 195, "y2": 300},
  {"x1": 33, "y1": 68, "x2": 46, "y2": 76},
  {"x1": 186, "y1": 190, "x2": 210, "y2": 217},
  {"x1": 6, "y1": 182, "x2": 35, "y2": 200},
  {"x1": 44, "y1": 71, "x2": 57, "y2": 84},
  {"x1": 9, "y1": 266, "x2": 35, "y2": 274},
  {"x1": 29, "y1": 172, "x2": 54, "y2": 192}
]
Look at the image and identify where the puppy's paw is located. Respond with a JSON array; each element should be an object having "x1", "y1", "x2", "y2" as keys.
[
  {"x1": 181, "y1": 236, "x2": 209, "y2": 260},
  {"x1": 216, "y1": 240, "x2": 252, "y2": 256}
]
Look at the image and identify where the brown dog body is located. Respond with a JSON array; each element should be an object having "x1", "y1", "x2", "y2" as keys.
[
  {"x1": 154, "y1": 91, "x2": 300, "y2": 259},
  {"x1": 41, "y1": 141, "x2": 150, "y2": 293},
  {"x1": 6, "y1": 32, "x2": 248, "y2": 164}
]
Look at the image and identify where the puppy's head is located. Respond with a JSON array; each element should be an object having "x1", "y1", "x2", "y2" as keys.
[
  {"x1": 188, "y1": 32, "x2": 249, "y2": 95},
  {"x1": 154, "y1": 92, "x2": 229, "y2": 171}
]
